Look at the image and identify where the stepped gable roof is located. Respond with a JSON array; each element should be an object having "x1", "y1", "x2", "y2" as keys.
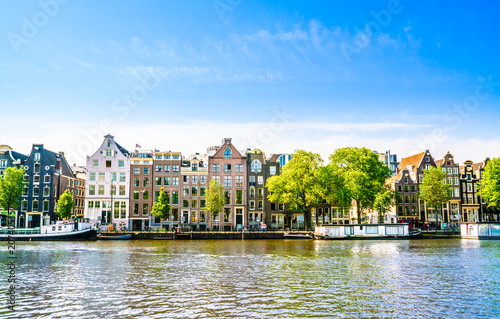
[{"x1": 395, "y1": 151, "x2": 425, "y2": 180}]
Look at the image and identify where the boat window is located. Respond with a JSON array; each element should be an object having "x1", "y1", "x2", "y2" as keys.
[
  {"x1": 58, "y1": 226, "x2": 62, "y2": 231},
  {"x1": 366, "y1": 226, "x2": 378, "y2": 234},
  {"x1": 52, "y1": 227, "x2": 55, "y2": 231},
  {"x1": 344, "y1": 226, "x2": 354, "y2": 235}
]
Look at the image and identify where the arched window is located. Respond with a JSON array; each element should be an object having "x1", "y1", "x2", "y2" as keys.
[
  {"x1": 251, "y1": 160, "x2": 261, "y2": 173},
  {"x1": 224, "y1": 147, "x2": 232, "y2": 158}
]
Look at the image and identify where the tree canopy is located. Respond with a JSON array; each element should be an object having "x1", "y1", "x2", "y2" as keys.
[
  {"x1": 206, "y1": 179, "x2": 224, "y2": 227},
  {"x1": 479, "y1": 158, "x2": 500, "y2": 208},
  {"x1": 55, "y1": 189, "x2": 75, "y2": 220},
  {"x1": 418, "y1": 166, "x2": 451, "y2": 224},
  {"x1": 373, "y1": 185, "x2": 399, "y2": 223},
  {"x1": 266, "y1": 149, "x2": 324, "y2": 230},
  {"x1": 327, "y1": 147, "x2": 392, "y2": 223},
  {"x1": 0, "y1": 167, "x2": 26, "y2": 223},
  {"x1": 151, "y1": 187, "x2": 171, "y2": 224}
]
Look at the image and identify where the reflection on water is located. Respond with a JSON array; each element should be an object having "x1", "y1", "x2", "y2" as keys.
[{"x1": 1, "y1": 239, "x2": 499, "y2": 318}]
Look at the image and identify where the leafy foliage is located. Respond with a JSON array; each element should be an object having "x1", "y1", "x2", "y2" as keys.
[
  {"x1": 418, "y1": 166, "x2": 451, "y2": 211},
  {"x1": 206, "y1": 179, "x2": 224, "y2": 224},
  {"x1": 266, "y1": 150, "x2": 324, "y2": 230},
  {"x1": 327, "y1": 147, "x2": 392, "y2": 223},
  {"x1": 0, "y1": 167, "x2": 26, "y2": 221},
  {"x1": 373, "y1": 186, "x2": 399, "y2": 223},
  {"x1": 55, "y1": 189, "x2": 75, "y2": 219},
  {"x1": 480, "y1": 158, "x2": 500, "y2": 208},
  {"x1": 151, "y1": 187, "x2": 171, "y2": 223}
]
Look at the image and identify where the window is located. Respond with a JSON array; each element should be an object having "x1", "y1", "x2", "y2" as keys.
[
  {"x1": 183, "y1": 200, "x2": 189, "y2": 208},
  {"x1": 98, "y1": 185, "x2": 105, "y2": 195},
  {"x1": 224, "y1": 164, "x2": 232, "y2": 173},
  {"x1": 93, "y1": 160, "x2": 99, "y2": 167},
  {"x1": 200, "y1": 187, "x2": 206, "y2": 197},
  {"x1": 191, "y1": 200, "x2": 198, "y2": 208},
  {"x1": 143, "y1": 203, "x2": 149, "y2": 215},
  {"x1": 235, "y1": 164, "x2": 243, "y2": 173},
  {"x1": 366, "y1": 226, "x2": 378, "y2": 234},
  {"x1": 133, "y1": 203, "x2": 139, "y2": 215},
  {"x1": 143, "y1": 191, "x2": 149, "y2": 200},
  {"x1": 89, "y1": 185, "x2": 95, "y2": 195},
  {"x1": 192, "y1": 163, "x2": 198, "y2": 171},
  {"x1": 250, "y1": 201, "x2": 255, "y2": 210},
  {"x1": 172, "y1": 191, "x2": 179, "y2": 204},
  {"x1": 224, "y1": 147, "x2": 232, "y2": 158},
  {"x1": 110, "y1": 185, "x2": 116, "y2": 196},
  {"x1": 34, "y1": 163, "x2": 40, "y2": 173},
  {"x1": 120, "y1": 173, "x2": 126, "y2": 182},
  {"x1": 270, "y1": 166, "x2": 276, "y2": 175},
  {"x1": 213, "y1": 176, "x2": 220, "y2": 183},
  {"x1": 143, "y1": 167, "x2": 150, "y2": 175},
  {"x1": 134, "y1": 191, "x2": 140, "y2": 200},
  {"x1": 32, "y1": 200, "x2": 39, "y2": 211},
  {"x1": 164, "y1": 164, "x2": 170, "y2": 172},
  {"x1": 404, "y1": 185, "x2": 409, "y2": 192},
  {"x1": 172, "y1": 165, "x2": 179, "y2": 173},
  {"x1": 173, "y1": 155, "x2": 179, "y2": 159},
  {"x1": 118, "y1": 160, "x2": 124, "y2": 168},
  {"x1": 249, "y1": 176, "x2": 255, "y2": 186},
  {"x1": 172, "y1": 177, "x2": 179, "y2": 186},
  {"x1": 99, "y1": 172, "x2": 105, "y2": 182},
  {"x1": 43, "y1": 187, "x2": 50, "y2": 196},
  {"x1": 271, "y1": 203, "x2": 276, "y2": 211},
  {"x1": 448, "y1": 177, "x2": 453, "y2": 185},
  {"x1": 200, "y1": 176, "x2": 206, "y2": 184},
  {"x1": 250, "y1": 188, "x2": 255, "y2": 198},
  {"x1": 106, "y1": 160, "x2": 112, "y2": 168},
  {"x1": 133, "y1": 178, "x2": 140, "y2": 187},
  {"x1": 21, "y1": 201, "x2": 28, "y2": 211},
  {"x1": 426, "y1": 157, "x2": 430, "y2": 162},
  {"x1": 212, "y1": 164, "x2": 220, "y2": 172},
  {"x1": 236, "y1": 190, "x2": 243, "y2": 205},
  {"x1": 425, "y1": 164, "x2": 430, "y2": 170},
  {"x1": 224, "y1": 176, "x2": 231, "y2": 187},
  {"x1": 23, "y1": 175, "x2": 29, "y2": 183},
  {"x1": 134, "y1": 167, "x2": 140, "y2": 175},
  {"x1": 44, "y1": 175, "x2": 50, "y2": 183},
  {"x1": 224, "y1": 208, "x2": 231, "y2": 222},
  {"x1": 192, "y1": 187, "x2": 198, "y2": 196},
  {"x1": 155, "y1": 155, "x2": 162, "y2": 160},
  {"x1": 192, "y1": 176, "x2": 198, "y2": 183},
  {"x1": 0, "y1": 160, "x2": 7, "y2": 167},
  {"x1": 224, "y1": 190, "x2": 231, "y2": 205},
  {"x1": 155, "y1": 177, "x2": 162, "y2": 186},
  {"x1": 453, "y1": 167, "x2": 458, "y2": 174},
  {"x1": 164, "y1": 177, "x2": 170, "y2": 186},
  {"x1": 454, "y1": 177, "x2": 459, "y2": 185},
  {"x1": 183, "y1": 176, "x2": 190, "y2": 183},
  {"x1": 119, "y1": 185, "x2": 125, "y2": 196},
  {"x1": 454, "y1": 188, "x2": 459, "y2": 197},
  {"x1": 411, "y1": 186, "x2": 416, "y2": 192},
  {"x1": 111, "y1": 172, "x2": 117, "y2": 182},
  {"x1": 257, "y1": 176, "x2": 263, "y2": 185},
  {"x1": 447, "y1": 168, "x2": 452, "y2": 174},
  {"x1": 183, "y1": 187, "x2": 189, "y2": 196},
  {"x1": 251, "y1": 160, "x2": 262, "y2": 173},
  {"x1": 34, "y1": 175, "x2": 40, "y2": 183},
  {"x1": 33, "y1": 187, "x2": 39, "y2": 196},
  {"x1": 143, "y1": 177, "x2": 149, "y2": 187},
  {"x1": 164, "y1": 155, "x2": 171, "y2": 159},
  {"x1": 258, "y1": 200, "x2": 263, "y2": 209},
  {"x1": 236, "y1": 176, "x2": 243, "y2": 187},
  {"x1": 155, "y1": 164, "x2": 162, "y2": 172},
  {"x1": 200, "y1": 200, "x2": 206, "y2": 208},
  {"x1": 258, "y1": 188, "x2": 263, "y2": 197},
  {"x1": 22, "y1": 187, "x2": 28, "y2": 196}
]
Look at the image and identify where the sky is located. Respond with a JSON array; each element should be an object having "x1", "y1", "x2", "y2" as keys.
[{"x1": 1, "y1": 0, "x2": 500, "y2": 166}]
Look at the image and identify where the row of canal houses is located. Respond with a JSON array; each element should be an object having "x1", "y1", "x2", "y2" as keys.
[{"x1": 1, "y1": 136, "x2": 499, "y2": 230}]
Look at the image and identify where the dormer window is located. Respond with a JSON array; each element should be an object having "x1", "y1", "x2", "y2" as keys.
[
  {"x1": 34, "y1": 153, "x2": 41, "y2": 161},
  {"x1": 107, "y1": 140, "x2": 111, "y2": 147},
  {"x1": 426, "y1": 157, "x2": 430, "y2": 162},
  {"x1": 224, "y1": 147, "x2": 232, "y2": 158}
]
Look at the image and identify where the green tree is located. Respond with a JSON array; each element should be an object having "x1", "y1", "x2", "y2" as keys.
[
  {"x1": 55, "y1": 189, "x2": 75, "y2": 220},
  {"x1": 373, "y1": 186, "x2": 400, "y2": 224},
  {"x1": 328, "y1": 147, "x2": 392, "y2": 224},
  {"x1": 266, "y1": 150, "x2": 324, "y2": 230},
  {"x1": 206, "y1": 179, "x2": 224, "y2": 230},
  {"x1": 151, "y1": 187, "x2": 171, "y2": 228},
  {"x1": 319, "y1": 165, "x2": 351, "y2": 224},
  {"x1": 479, "y1": 158, "x2": 500, "y2": 209},
  {"x1": 0, "y1": 167, "x2": 26, "y2": 225},
  {"x1": 418, "y1": 166, "x2": 451, "y2": 228}
]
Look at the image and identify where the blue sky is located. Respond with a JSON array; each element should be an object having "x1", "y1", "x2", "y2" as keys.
[{"x1": 1, "y1": 0, "x2": 500, "y2": 165}]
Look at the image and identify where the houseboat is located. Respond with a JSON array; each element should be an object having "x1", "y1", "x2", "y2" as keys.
[
  {"x1": 460, "y1": 222, "x2": 500, "y2": 239},
  {"x1": 314, "y1": 223, "x2": 420, "y2": 240},
  {"x1": 0, "y1": 220, "x2": 94, "y2": 241}
]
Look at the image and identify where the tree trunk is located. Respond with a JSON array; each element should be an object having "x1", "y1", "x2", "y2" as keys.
[{"x1": 356, "y1": 202, "x2": 361, "y2": 224}]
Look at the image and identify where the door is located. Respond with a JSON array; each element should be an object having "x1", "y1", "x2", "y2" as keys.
[{"x1": 236, "y1": 214, "x2": 242, "y2": 228}]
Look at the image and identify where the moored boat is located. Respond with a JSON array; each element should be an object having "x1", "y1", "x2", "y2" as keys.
[
  {"x1": 283, "y1": 232, "x2": 312, "y2": 239},
  {"x1": 0, "y1": 221, "x2": 94, "y2": 241},
  {"x1": 97, "y1": 234, "x2": 132, "y2": 240},
  {"x1": 460, "y1": 222, "x2": 500, "y2": 239},
  {"x1": 314, "y1": 223, "x2": 421, "y2": 240}
]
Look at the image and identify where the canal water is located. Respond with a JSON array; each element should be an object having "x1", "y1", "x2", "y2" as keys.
[{"x1": 1, "y1": 239, "x2": 499, "y2": 318}]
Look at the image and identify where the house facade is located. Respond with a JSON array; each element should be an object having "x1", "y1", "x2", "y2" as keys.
[
  {"x1": 247, "y1": 150, "x2": 266, "y2": 229},
  {"x1": 84, "y1": 135, "x2": 130, "y2": 229},
  {"x1": 71, "y1": 165, "x2": 86, "y2": 218},
  {"x1": 208, "y1": 138, "x2": 247, "y2": 231},
  {"x1": 180, "y1": 154, "x2": 209, "y2": 230},
  {"x1": 435, "y1": 152, "x2": 461, "y2": 225},
  {"x1": 129, "y1": 149, "x2": 153, "y2": 230},
  {"x1": 19, "y1": 144, "x2": 75, "y2": 228}
]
